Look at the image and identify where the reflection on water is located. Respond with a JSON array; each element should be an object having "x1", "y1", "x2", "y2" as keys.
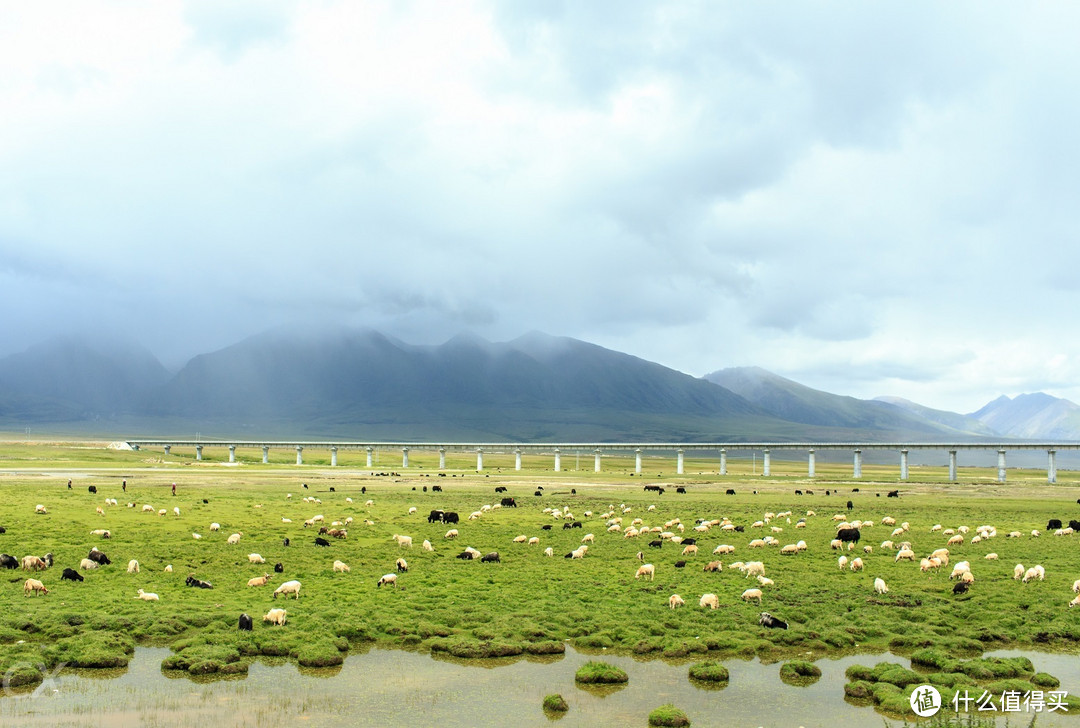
[{"x1": 1, "y1": 645, "x2": 1077, "y2": 728}]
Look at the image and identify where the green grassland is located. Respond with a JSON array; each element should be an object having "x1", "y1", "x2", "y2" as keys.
[{"x1": 2, "y1": 440, "x2": 1080, "y2": 697}]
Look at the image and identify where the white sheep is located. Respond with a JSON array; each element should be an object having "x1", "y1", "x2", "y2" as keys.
[
  {"x1": 699, "y1": 593, "x2": 720, "y2": 609},
  {"x1": 248, "y1": 553, "x2": 265, "y2": 564},
  {"x1": 377, "y1": 573, "x2": 398, "y2": 587},
  {"x1": 849, "y1": 557, "x2": 864, "y2": 572},
  {"x1": 544, "y1": 547, "x2": 554, "y2": 557},
  {"x1": 984, "y1": 553, "x2": 998, "y2": 560},
  {"x1": 210, "y1": 523, "x2": 220, "y2": 531},
  {"x1": 127, "y1": 560, "x2": 140, "y2": 574},
  {"x1": 142, "y1": 504, "x2": 154, "y2": 513},
  {"x1": 408, "y1": 507, "x2": 417, "y2": 515},
  {"x1": 158, "y1": 509, "x2": 167, "y2": 516},
  {"x1": 23, "y1": 578, "x2": 48, "y2": 596},
  {"x1": 743, "y1": 561, "x2": 765, "y2": 578},
  {"x1": 135, "y1": 589, "x2": 159, "y2": 601},
  {"x1": 192, "y1": 533, "x2": 202, "y2": 540},
  {"x1": 263, "y1": 608, "x2": 287, "y2": 626},
  {"x1": 582, "y1": 533, "x2": 595, "y2": 544},
  {"x1": 681, "y1": 544, "x2": 698, "y2": 556},
  {"x1": 164, "y1": 565, "x2": 173, "y2": 573},
  {"x1": 80, "y1": 558, "x2": 99, "y2": 570},
  {"x1": 90, "y1": 529, "x2": 111, "y2": 538},
  {"x1": 1022, "y1": 565, "x2": 1045, "y2": 582},
  {"x1": 393, "y1": 534, "x2": 413, "y2": 548},
  {"x1": 757, "y1": 576, "x2": 775, "y2": 586},
  {"x1": 1014, "y1": 564, "x2": 1026, "y2": 580},
  {"x1": 741, "y1": 588, "x2": 763, "y2": 604},
  {"x1": 96, "y1": 506, "x2": 105, "y2": 516},
  {"x1": 227, "y1": 533, "x2": 242, "y2": 545},
  {"x1": 173, "y1": 507, "x2": 180, "y2": 516},
  {"x1": 333, "y1": 560, "x2": 350, "y2": 573},
  {"x1": 248, "y1": 573, "x2": 271, "y2": 587},
  {"x1": 34, "y1": 504, "x2": 48, "y2": 514},
  {"x1": 273, "y1": 580, "x2": 302, "y2": 599},
  {"x1": 513, "y1": 535, "x2": 527, "y2": 543},
  {"x1": 635, "y1": 564, "x2": 655, "y2": 581},
  {"x1": 669, "y1": 594, "x2": 685, "y2": 609},
  {"x1": 838, "y1": 555, "x2": 849, "y2": 570},
  {"x1": 528, "y1": 537, "x2": 540, "y2": 546},
  {"x1": 874, "y1": 577, "x2": 888, "y2": 594}
]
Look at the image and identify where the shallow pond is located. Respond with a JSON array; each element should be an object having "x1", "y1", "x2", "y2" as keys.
[{"x1": 1, "y1": 645, "x2": 1077, "y2": 727}]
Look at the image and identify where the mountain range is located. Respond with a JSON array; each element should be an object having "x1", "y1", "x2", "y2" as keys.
[{"x1": 0, "y1": 329, "x2": 1076, "y2": 442}]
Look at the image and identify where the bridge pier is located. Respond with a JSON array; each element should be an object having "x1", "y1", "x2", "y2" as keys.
[
  {"x1": 295, "y1": 446, "x2": 303, "y2": 466},
  {"x1": 635, "y1": 448, "x2": 642, "y2": 474},
  {"x1": 853, "y1": 449, "x2": 862, "y2": 479},
  {"x1": 762, "y1": 449, "x2": 770, "y2": 477},
  {"x1": 402, "y1": 447, "x2": 409, "y2": 469},
  {"x1": 366, "y1": 447, "x2": 373, "y2": 468},
  {"x1": 196, "y1": 445, "x2": 203, "y2": 461},
  {"x1": 554, "y1": 448, "x2": 561, "y2": 472},
  {"x1": 262, "y1": 446, "x2": 269, "y2": 464},
  {"x1": 997, "y1": 450, "x2": 1007, "y2": 483},
  {"x1": 163, "y1": 445, "x2": 171, "y2": 456},
  {"x1": 676, "y1": 449, "x2": 684, "y2": 475},
  {"x1": 1049, "y1": 449, "x2": 1057, "y2": 484},
  {"x1": 719, "y1": 448, "x2": 727, "y2": 475},
  {"x1": 948, "y1": 450, "x2": 957, "y2": 482},
  {"x1": 900, "y1": 449, "x2": 909, "y2": 480},
  {"x1": 330, "y1": 447, "x2": 338, "y2": 467},
  {"x1": 808, "y1": 449, "x2": 815, "y2": 477},
  {"x1": 439, "y1": 448, "x2": 446, "y2": 470},
  {"x1": 476, "y1": 448, "x2": 483, "y2": 472},
  {"x1": 594, "y1": 449, "x2": 601, "y2": 473},
  {"x1": 514, "y1": 448, "x2": 521, "y2": 471},
  {"x1": 228, "y1": 445, "x2": 236, "y2": 463}
]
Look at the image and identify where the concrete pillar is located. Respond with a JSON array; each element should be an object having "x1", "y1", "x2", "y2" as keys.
[
  {"x1": 366, "y1": 447, "x2": 373, "y2": 468},
  {"x1": 948, "y1": 450, "x2": 957, "y2": 482},
  {"x1": 853, "y1": 450, "x2": 862, "y2": 479},
  {"x1": 998, "y1": 450, "x2": 1007, "y2": 483},
  {"x1": 808, "y1": 449, "x2": 815, "y2": 477},
  {"x1": 719, "y1": 449, "x2": 727, "y2": 476},
  {"x1": 1049, "y1": 450, "x2": 1057, "y2": 484},
  {"x1": 593, "y1": 449, "x2": 601, "y2": 473},
  {"x1": 635, "y1": 448, "x2": 642, "y2": 474},
  {"x1": 330, "y1": 447, "x2": 338, "y2": 467},
  {"x1": 900, "y1": 449, "x2": 909, "y2": 480},
  {"x1": 476, "y1": 448, "x2": 483, "y2": 472},
  {"x1": 676, "y1": 449, "x2": 684, "y2": 475},
  {"x1": 228, "y1": 445, "x2": 236, "y2": 464},
  {"x1": 438, "y1": 448, "x2": 446, "y2": 470},
  {"x1": 262, "y1": 446, "x2": 269, "y2": 464},
  {"x1": 295, "y1": 446, "x2": 303, "y2": 466},
  {"x1": 196, "y1": 445, "x2": 203, "y2": 461},
  {"x1": 402, "y1": 448, "x2": 409, "y2": 469},
  {"x1": 762, "y1": 449, "x2": 770, "y2": 477},
  {"x1": 163, "y1": 445, "x2": 171, "y2": 456},
  {"x1": 514, "y1": 449, "x2": 521, "y2": 471},
  {"x1": 554, "y1": 448, "x2": 561, "y2": 472}
]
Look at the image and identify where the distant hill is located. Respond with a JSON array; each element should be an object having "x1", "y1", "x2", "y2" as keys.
[
  {"x1": 0, "y1": 337, "x2": 170, "y2": 422},
  {"x1": 703, "y1": 366, "x2": 977, "y2": 438},
  {"x1": 970, "y1": 393, "x2": 1080, "y2": 440},
  {"x1": 874, "y1": 396, "x2": 997, "y2": 437}
]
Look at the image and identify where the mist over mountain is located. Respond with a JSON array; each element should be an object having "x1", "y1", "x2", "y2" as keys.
[{"x1": 0, "y1": 329, "x2": 1077, "y2": 442}]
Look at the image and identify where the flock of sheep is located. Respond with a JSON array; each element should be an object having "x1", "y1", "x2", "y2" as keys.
[{"x1": 8, "y1": 483, "x2": 1080, "y2": 641}]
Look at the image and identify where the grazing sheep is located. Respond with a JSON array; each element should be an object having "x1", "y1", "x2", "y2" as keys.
[
  {"x1": 248, "y1": 553, "x2": 266, "y2": 564},
  {"x1": 863, "y1": 545, "x2": 873, "y2": 554},
  {"x1": 959, "y1": 571, "x2": 975, "y2": 584},
  {"x1": 838, "y1": 555, "x2": 848, "y2": 570},
  {"x1": 481, "y1": 552, "x2": 501, "y2": 563},
  {"x1": 947, "y1": 534, "x2": 964, "y2": 546},
  {"x1": 393, "y1": 534, "x2": 413, "y2": 548},
  {"x1": 949, "y1": 562, "x2": 971, "y2": 579},
  {"x1": 135, "y1": 589, "x2": 159, "y2": 601},
  {"x1": 408, "y1": 507, "x2": 417, "y2": 515},
  {"x1": 263, "y1": 608, "x2": 287, "y2": 626},
  {"x1": 210, "y1": 523, "x2": 220, "y2": 531},
  {"x1": 273, "y1": 580, "x2": 302, "y2": 599},
  {"x1": 173, "y1": 507, "x2": 180, "y2": 516},
  {"x1": 158, "y1": 509, "x2": 167, "y2": 516},
  {"x1": 185, "y1": 575, "x2": 213, "y2": 589},
  {"x1": 127, "y1": 560, "x2": 139, "y2": 574},
  {"x1": 894, "y1": 548, "x2": 916, "y2": 563},
  {"x1": 396, "y1": 558, "x2": 408, "y2": 572},
  {"x1": 714, "y1": 544, "x2": 735, "y2": 555},
  {"x1": 61, "y1": 568, "x2": 83, "y2": 582},
  {"x1": 1070, "y1": 595, "x2": 1080, "y2": 608},
  {"x1": 274, "y1": 562, "x2": 284, "y2": 573},
  {"x1": 780, "y1": 544, "x2": 799, "y2": 555},
  {"x1": 1014, "y1": 564, "x2": 1026, "y2": 580},
  {"x1": 1072, "y1": 579, "x2": 1080, "y2": 594},
  {"x1": 849, "y1": 557, "x2": 864, "y2": 572},
  {"x1": 699, "y1": 593, "x2": 720, "y2": 609},
  {"x1": 741, "y1": 588, "x2": 763, "y2": 604},
  {"x1": 830, "y1": 539, "x2": 843, "y2": 550},
  {"x1": 744, "y1": 561, "x2": 765, "y2": 578},
  {"x1": 669, "y1": 594, "x2": 685, "y2": 609},
  {"x1": 165, "y1": 565, "x2": 173, "y2": 572},
  {"x1": 239, "y1": 613, "x2": 253, "y2": 631},
  {"x1": 759, "y1": 612, "x2": 788, "y2": 629},
  {"x1": 681, "y1": 544, "x2": 698, "y2": 556},
  {"x1": 635, "y1": 564, "x2": 655, "y2": 581},
  {"x1": 96, "y1": 506, "x2": 105, "y2": 516},
  {"x1": 80, "y1": 558, "x2": 99, "y2": 570},
  {"x1": 984, "y1": 553, "x2": 998, "y2": 560},
  {"x1": 1022, "y1": 565, "x2": 1045, "y2": 582},
  {"x1": 35, "y1": 504, "x2": 47, "y2": 514},
  {"x1": 513, "y1": 535, "x2": 527, "y2": 543},
  {"x1": 874, "y1": 577, "x2": 888, "y2": 595},
  {"x1": 21, "y1": 555, "x2": 47, "y2": 571},
  {"x1": 377, "y1": 573, "x2": 398, "y2": 587},
  {"x1": 581, "y1": 533, "x2": 595, "y2": 544},
  {"x1": 953, "y1": 581, "x2": 971, "y2": 595},
  {"x1": 703, "y1": 561, "x2": 722, "y2": 572},
  {"x1": 192, "y1": 534, "x2": 202, "y2": 540},
  {"x1": 422, "y1": 540, "x2": 434, "y2": 552},
  {"x1": 141, "y1": 504, "x2": 154, "y2": 513},
  {"x1": 23, "y1": 578, "x2": 47, "y2": 596},
  {"x1": 445, "y1": 530, "x2": 459, "y2": 540},
  {"x1": 282, "y1": 518, "x2": 292, "y2": 523},
  {"x1": 544, "y1": 547, "x2": 554, "y2": 557},
  {"x1": 248, "y1": 573, "x2": 272, "y2": 586},
  {"x1": 227, "y1": 533, "x2": 242, "y2": 545},
  {"x1": 333, "y1": 561, "x2": 351, "y2": 573}
]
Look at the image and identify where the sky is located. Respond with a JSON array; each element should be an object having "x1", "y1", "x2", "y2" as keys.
[{"x1": 2, "y1": 1, "x2": 1080, "y2": 414}]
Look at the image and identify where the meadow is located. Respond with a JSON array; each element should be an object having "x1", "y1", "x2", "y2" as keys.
[{"x1": 2, "y1": 438, "x2": 1080, "y2": 718}]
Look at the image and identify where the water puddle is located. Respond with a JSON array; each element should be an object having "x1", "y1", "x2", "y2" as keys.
[{"x1": 1, "y1": 645, "x2": 1077, "y2": 727}]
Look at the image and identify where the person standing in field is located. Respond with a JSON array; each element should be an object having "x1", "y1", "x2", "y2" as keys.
[{"x1": 171, "y1": 482, "x2": 176, "y2": 496}]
